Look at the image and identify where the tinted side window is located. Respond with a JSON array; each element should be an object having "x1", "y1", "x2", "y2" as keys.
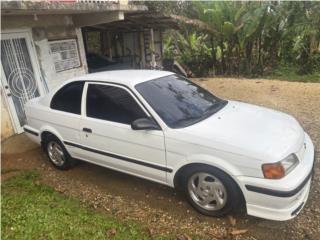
[
  {"x1": 51, "y1": 81, "x2": 84, "y2": 114},
  {"x1": 86, "y1": 84, "x2": 147, "y2": 124}
]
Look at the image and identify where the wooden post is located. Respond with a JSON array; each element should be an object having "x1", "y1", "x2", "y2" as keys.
[
  {"x1": 82, "y1": 29, "x2": 88, "y2": 55},
  {"x1": 121, "y1": 33, "x2": 125, "y2": 58},
  {"x1": 150, "y1": 28, "x2": 156, "y2": 68},
  {"x1": 133, "y1": 32, "x2": 136, "y2": 68},
  {"x1": 139, "y1": 31, "x2": 145, "y2": 68},
  {"x1": 159, "y1": 30, "x2": 163, "y2": 65},
  {"x1": 100, "y1": 31, "x2": 105, "y2": 55},
  {"x1": 107, "y1": 31, "x2": 112, "y2": 61}
]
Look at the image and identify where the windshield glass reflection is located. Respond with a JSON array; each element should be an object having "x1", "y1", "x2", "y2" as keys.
[{"x1": 136, "y1": 75, "x2": 227, "y2": 128}]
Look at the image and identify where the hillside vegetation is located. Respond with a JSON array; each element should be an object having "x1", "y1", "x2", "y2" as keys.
[{"x1": 145, "y1": 1, "x2": 320, "y2": 81}]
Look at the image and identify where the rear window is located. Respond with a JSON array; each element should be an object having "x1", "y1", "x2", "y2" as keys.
[{"x1": 50, "y1": 81, "x2": 84, "y2": 114}]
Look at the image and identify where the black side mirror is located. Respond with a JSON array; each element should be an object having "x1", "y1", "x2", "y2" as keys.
[{"x1": 131, "y1": 118, "x2": 161, "y2": 130}]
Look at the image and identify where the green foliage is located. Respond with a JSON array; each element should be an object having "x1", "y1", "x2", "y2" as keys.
[
  {"x1": 222, "y1": 21, "x2": 234, "y2": 38},
  {"x1": 1, "y1": 172, "x2": 170, "y2": 240},
  {"x1": 164, "y1": 31, "x2": 212, "y2": 76},
  {"x1": 266, "y1": 63, "x2": 320, "y2": 83},
  {"x1": 162, "y1": 1, "x2": 320, "y2": 80}
]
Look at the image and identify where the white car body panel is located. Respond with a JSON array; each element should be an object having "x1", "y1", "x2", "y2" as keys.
[
  {"x1": 182, "y1": 101, "x2": 304, "y2": 162},
  {"x1": 76, "y1": 82, "x2": 167, "y2": 182},
  {"x1": 23, "y1": 70, "x2": 315, "y2": 221}
]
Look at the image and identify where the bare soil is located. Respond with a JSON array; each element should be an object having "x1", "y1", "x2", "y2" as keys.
[{"x1": 2, "y1": 78, "x2": 320, "y2": 240}]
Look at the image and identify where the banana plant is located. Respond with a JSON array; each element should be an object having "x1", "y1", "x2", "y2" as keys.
[{"x1": 162, "y1": 0, "x2": 320, "y2": 76}]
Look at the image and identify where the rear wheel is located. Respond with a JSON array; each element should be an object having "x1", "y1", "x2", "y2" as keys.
[
  {"x1": 181, "y1": 165, "x2": 243, "y2": 217},
  {"x1": 44, "y1": 135, "x2": 76, "y2": 170}
]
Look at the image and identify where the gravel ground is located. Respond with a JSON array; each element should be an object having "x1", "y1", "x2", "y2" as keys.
[{"x1": 2, "y1": 78, "x2": 320, "y2": 240}]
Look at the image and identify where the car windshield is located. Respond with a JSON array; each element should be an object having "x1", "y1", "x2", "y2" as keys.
[{"x1": 135, "y1": 74, "x2": 227, "y2": 128}]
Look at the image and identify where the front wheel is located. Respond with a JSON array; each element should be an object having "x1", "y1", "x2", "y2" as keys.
[{"x1": 182, "y1": 165, "x2": 243, "y2": 217}]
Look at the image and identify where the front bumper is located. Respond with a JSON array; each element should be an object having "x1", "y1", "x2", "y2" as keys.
[
  {"x1": 245, "y1": 172, "x2": 312, "y2": 221},
  {"x1": 238, "y1": 132, "x2": 315, "y2": 221}
]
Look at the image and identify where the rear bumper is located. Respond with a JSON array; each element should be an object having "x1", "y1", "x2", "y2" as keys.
[{"x1": 238, "y1": 132, "x2": 315, "y2": 221}]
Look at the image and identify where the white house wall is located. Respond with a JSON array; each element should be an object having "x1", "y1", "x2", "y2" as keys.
[
  {"x1": 1, "y1": 14, "x2": 88, "y2": 139},
  {"x1": 2, "y1": 15, "x2": 88, "y2": 90},
  {"x1": 31, "y1": 21, "x2": 88, "y2": 91}
]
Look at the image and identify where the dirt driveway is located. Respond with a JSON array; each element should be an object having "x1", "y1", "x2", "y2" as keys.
[{"x1": 2, "y1": 78, "x2": 320, "y2": 240}]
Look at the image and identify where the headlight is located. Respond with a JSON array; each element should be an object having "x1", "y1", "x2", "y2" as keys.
[{"x1": 262, "y1": 154, "x2": 299, "y2": 179}]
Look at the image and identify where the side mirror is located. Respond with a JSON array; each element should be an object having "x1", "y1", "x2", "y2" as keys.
[{"x1": 131, "y1": 118, "x2": 161, "y2": 131}]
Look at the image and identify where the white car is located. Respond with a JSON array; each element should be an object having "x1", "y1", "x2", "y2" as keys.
[{"x1": 24, "y1": 70, "x2": 315, "y2": 221}]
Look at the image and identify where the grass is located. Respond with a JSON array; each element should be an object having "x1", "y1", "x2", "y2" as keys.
[
  {"x1": 265, "y1": 72, "x2": 320, "y2": 82},
  {"x1": 1, "y1": 168, "x2": 20, "y2": 174},
  {"x1": 195, "y1": 67, "x2": 320, "y2": 83},
  {"x1": 264, "y1": 65, "x2": 320, "y2": 83},
  {"x1": 1, "y1": 171, "x2": 170, "y2": 240}
]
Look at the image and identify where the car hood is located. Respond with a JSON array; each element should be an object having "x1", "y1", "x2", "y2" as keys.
[{"x1": 180, "y1": 100, "x2": 304, "y2": 162}]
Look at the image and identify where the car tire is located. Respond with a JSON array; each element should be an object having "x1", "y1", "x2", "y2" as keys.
[
  {"x1": 181, "y1": 165, "x2": 243, "y2": 217},
  {"x1": 44, "y1": 135, "x2": 76, "y2": 170}
]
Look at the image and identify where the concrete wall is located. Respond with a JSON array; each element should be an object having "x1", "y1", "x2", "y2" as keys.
[
  {"x1": 1, "y1": 14, "x2": 88, "y2": 139},
  {"x1": 31, "y1": 23, "x2": 88, "y2": 90},
  {"x1": 1, "y1": 92, "x2": 15, "y2": 140},
  {"x1": 2, "y1": 14, "x2": 88, "y2": 90}
]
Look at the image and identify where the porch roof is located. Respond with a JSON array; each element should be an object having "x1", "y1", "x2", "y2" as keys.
[
  {"x1": 88, "y1": 12, "x2": 179, "y2": 31},
  {"x1": 1, "y1": 1, "x2": 147, "y2": 15},
  {"x1": 1, "y1": 1, "x2": 148, "y2": 27}
]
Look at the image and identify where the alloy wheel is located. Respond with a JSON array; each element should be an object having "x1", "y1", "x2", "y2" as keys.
[{"x1": 187, "y1": 172, "x2": 227, "y2": 211}]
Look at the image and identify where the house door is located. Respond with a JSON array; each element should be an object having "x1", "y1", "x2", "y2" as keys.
[{"x1": 1, "y1": 31, "x2": 44, "y2": 133}]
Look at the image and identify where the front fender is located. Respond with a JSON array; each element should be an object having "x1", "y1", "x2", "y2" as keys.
[{"x1": 168, "y1": 153, "x2": 242, "y2": 187}]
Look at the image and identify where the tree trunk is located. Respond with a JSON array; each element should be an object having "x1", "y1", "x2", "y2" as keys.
[
  {"x1": 210, "y1": 36, "x2": 218, "y2": 75},
  {"x1": 245, "y1": 41, "x2": 253, "y2": 75},
  {"x1": 258, "y1": 33, "x2": 263, "y2": 75},
  {"x1": 220, "y1": 38, "x2": 226, "y2": 74}
]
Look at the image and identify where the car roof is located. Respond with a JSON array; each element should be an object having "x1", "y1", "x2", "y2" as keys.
[{"x1": 70, "y1": 70, "x2": 174, "y2": 87}]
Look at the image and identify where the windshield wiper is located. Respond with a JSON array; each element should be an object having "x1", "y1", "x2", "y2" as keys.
[
  {"x1": 205, "y1": 100, "x2": 228, "y2": 116},
  {"x1": 172, "y1": 100, "x2": 228, "y2": 129},
  {"x1": 173, "y1": 116, "x2": 201, "y2": 127},
  {"x1": 188, "y1": 100, "x2": 228, "y2": 125}
]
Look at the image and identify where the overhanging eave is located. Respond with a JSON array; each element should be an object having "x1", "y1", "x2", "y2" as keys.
[{"x1": 1, "y1": 1, "x2": 147, "y2": 16}]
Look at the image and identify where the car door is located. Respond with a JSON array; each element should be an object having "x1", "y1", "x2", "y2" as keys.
[
  {"x1": 77, "y1": 82, "x2": 168, "y2": 183},
  {"x1": 48, "y1": 81, "x2": 84, "y2": 157}
]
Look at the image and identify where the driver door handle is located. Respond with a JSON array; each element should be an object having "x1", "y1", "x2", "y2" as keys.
[{"x1": 82, "y1": 128, "x2": 92, "y2": 133}]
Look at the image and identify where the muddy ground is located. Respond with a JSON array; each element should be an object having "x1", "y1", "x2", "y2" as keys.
[{"x1": 2, "y1": 78, "x2": 320, "y2": 240}]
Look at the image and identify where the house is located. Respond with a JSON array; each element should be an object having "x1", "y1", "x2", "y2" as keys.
[{"x1": 1, "y1": 0, "x2": 177, "y2": 139}]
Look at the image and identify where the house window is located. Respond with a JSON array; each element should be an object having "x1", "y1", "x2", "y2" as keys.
[{"x1": 49, "y1": 39, "x2": 81, "y2": 72}]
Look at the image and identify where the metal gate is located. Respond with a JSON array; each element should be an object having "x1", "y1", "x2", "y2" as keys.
[{"x1": 1, "y1": 30, "x2": 43, "y2": 133}]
